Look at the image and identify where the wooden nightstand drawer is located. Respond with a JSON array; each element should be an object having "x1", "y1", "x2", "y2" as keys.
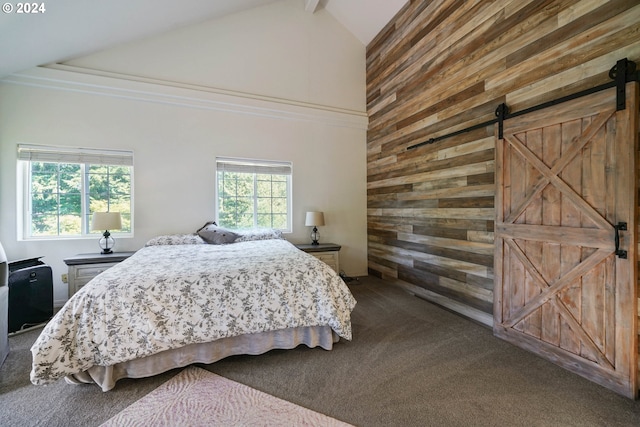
[
  {"x1": 73, "y1": 263, "x2": 119, "y2": 280},
  {"x1": 313, "y1": 253, "x2": 336, "y2": 263},
  {"x1": 295, "y1": 243, "x2": 341, "y2": 275},
  {"x1": 64, "y1": 252, "x2": 135, "y2": 298},
  {"x1": 311, "y1": 252, "x2": 339, "y2": 273}
]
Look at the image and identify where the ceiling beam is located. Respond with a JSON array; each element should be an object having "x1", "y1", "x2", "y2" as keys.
[{"x1": 304, "y1": 0, "x2": 320, "y2": 13}]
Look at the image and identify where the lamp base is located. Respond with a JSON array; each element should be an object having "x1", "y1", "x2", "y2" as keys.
[
  {"x1": 310, "y1": 227, "x2": 320, "y2": 245},
  {"x1": 99, "y1": 232, "x2": 115, "y2": 255}
]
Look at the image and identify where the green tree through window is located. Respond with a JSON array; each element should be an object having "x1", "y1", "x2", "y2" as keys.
[
  {"x1": 216, "y1": 158, "x2": 291, "y2": 231},
  {"x1": 19, "y1": 144, "x2": 133, "y2": 239},
  {"x1": 30, "y1": 162, "x2": 82, "y2": 236}
]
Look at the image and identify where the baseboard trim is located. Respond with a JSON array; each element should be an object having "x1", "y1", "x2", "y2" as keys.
[
  {"x1": 8, "y1": 322, "x2": 47, "y2": 336},
  {"x1": 387, "y1": 278, "x2": 494, "y2": 327}
]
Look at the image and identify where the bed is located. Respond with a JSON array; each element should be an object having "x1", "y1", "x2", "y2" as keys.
[{"x1": 30, "y1": 230, "x2": 356, "y2": 391}]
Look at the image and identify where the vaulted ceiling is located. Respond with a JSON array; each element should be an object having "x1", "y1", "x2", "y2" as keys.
[{"x1": 0, "y1": 0, "x2": 406, "y2": 78}]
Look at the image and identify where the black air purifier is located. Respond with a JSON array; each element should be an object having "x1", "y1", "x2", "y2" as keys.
[{"x1": 8, "y1": 257, "x2": 53, "y2": 333}]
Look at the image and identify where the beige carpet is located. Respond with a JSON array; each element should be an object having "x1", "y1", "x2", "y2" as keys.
[{"x1": 99, "y1": 366, "x2": 353, "y2": 426}]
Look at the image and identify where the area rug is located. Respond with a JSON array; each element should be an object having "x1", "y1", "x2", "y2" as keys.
[{"x1": 100, "y1": 366, "x2": 353, "y2": 426}]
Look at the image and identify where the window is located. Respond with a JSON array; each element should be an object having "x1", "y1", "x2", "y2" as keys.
[
  {"x1": 18, "y1": 144, "x2": 133, "y2": 239},
  {"x1": 216, "y1": 157, "x2": 292, "y2": 232}
]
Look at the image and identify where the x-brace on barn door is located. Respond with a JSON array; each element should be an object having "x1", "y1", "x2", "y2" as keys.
[{"x1": 494, "y1": 81, "x2": 639, "y2": 398}]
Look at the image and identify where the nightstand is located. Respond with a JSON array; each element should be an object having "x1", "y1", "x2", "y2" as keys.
[
  {"x1": 64, "y1": 252, "x2": 135, "y2": 298},
  {"x1": 295, "y1": 243, "x2": 341, "y2": 274}
]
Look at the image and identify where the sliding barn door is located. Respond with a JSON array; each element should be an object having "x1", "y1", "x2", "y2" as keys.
[{"x1": 494, "y1": 82, "x2": 639, "y2": 398}]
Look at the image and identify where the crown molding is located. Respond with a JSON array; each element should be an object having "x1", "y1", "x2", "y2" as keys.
[{"x1": 2, "y1": 65, "x2": 368, "y2": 130}]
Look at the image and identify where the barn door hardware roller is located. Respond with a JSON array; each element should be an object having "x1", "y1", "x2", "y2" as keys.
[
  {"x1": 495, "y1": 103, "x2": 510, "y2": 140},
  {"x1": 407, "y1": 58, "x2": 639, "y2": 151},
  {"x1": 609, "y1": 58, "x2": 637, "y2": 111},
  {"x1": 614, "y1": 222, "x2": 627, "y2": 259}
]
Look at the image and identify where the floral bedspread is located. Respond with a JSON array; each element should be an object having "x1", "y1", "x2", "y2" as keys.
[{"x1": 30, "y1": 239, "x2": 356, "y2": 385}]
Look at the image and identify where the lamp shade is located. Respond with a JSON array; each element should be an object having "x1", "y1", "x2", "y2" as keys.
[
  {"x1": 91, "y1": 212, "x2": 122, "y2": 231},
  {"x1": 305, "y1": 211, "x2": 325, "y2": 227}
]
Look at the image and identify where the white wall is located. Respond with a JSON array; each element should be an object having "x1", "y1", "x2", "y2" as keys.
[
  {"x1": 63, "y1": 0, "x2": 364, "y2": 112},
  {"x1": 0, "y1": 0, "x2": 368, "y2": 306}
]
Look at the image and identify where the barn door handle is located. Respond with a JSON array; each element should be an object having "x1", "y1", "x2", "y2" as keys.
[{"x1": 615, "y1": 222, "x2": 627, "y2": 259}]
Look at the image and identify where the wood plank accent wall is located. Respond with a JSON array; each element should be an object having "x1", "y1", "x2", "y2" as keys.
[{"x1": 366, "y1": 0, "x2": 640, "y2": 325}]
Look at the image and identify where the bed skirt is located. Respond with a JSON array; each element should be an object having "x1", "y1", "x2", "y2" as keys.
[{"x1": 65, "y1": 325, "x2": 338, "y2": 391}]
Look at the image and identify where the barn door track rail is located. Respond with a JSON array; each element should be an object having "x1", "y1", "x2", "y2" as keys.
[{"x1": 407, "y1": 58, "x2": 639, "y2": 150}]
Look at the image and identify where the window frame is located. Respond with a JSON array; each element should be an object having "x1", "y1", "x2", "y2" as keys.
[
  {"x1": 215, "y1": 156, "x2": 292, "y2": 233},
  {"x1": 17, "y1": 144, "x2": 134, "y2": 241}
]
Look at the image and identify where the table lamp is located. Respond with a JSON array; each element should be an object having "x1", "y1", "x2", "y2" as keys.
[
  {"x1": 305, "y1": 211, "x2": 325, "y2": 245},
  {"x1": 91, "y1": 212, "x2": 122, "y2": 254}
]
